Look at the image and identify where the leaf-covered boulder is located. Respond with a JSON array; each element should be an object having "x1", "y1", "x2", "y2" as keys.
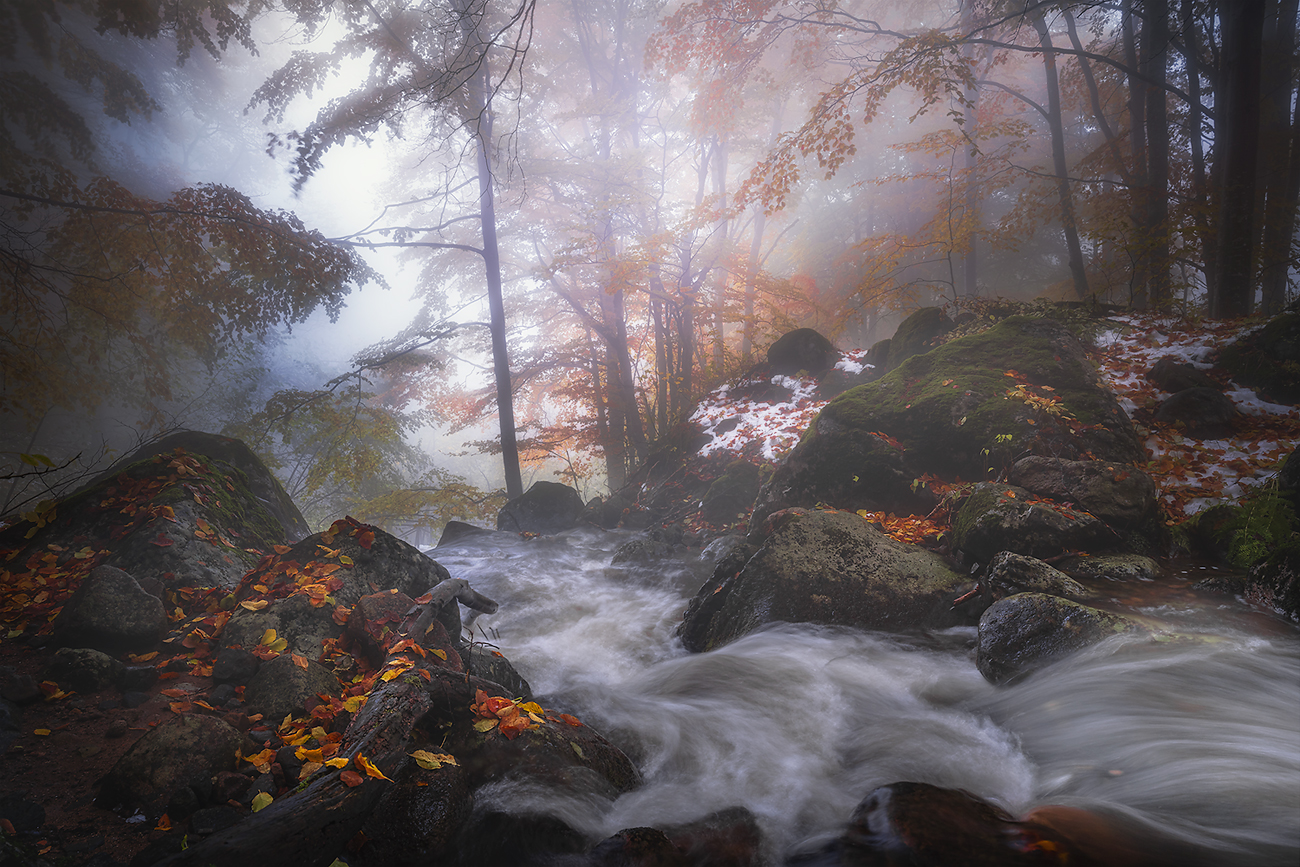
[
  {"x1": 496, "y1": 481, "x2": 587, "y2": 535},
  {"x1": 752, "y1": 317, "x2": 1146, "y2": 529},
  {"x1": 242, "y1": 652, "x2": 341, "y2": 723},
  {"x1": 976, "y1": 592, "x2": 1144, "y2": 684},
  {"x1": 952, "y1": 483, "x2": 1118, "y2": 563},
  {"x1": 679, "y1": 508, "x2": 976, "y2": 653},
  {"x1": 1007, "y1": 456, "x2": 1165, "y2": 552}
]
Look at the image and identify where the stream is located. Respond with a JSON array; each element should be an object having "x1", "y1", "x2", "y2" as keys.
[{"x1": 432, "y1": 528, "x2": 1300, "y2": 865}]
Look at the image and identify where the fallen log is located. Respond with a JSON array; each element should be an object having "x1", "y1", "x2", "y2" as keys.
[{"x1": 153, "y1": 581, "x2": 504, "y2": 867}]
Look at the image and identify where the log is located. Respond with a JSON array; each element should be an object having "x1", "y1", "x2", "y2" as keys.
[{"x1": 154, "y1": 583, "x2": 504, "y2": 867}]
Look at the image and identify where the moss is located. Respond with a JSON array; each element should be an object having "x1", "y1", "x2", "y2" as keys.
[{"x1": 1180, "y1": 491, "x2": 1299, "y2": 569}]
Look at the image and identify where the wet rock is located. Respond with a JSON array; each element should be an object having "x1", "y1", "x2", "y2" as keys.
[
  {"x1": 1279, "y1": 445, "x2": 1300, "y2": 492},
  {"x1": 118, "y1": 665, "x2": 159, "y2": 692},
  {"x1": 98, "y1": 714, "x2": 246, "y2": 813},
  {"x1": 700, "y1": 460, "x2": 764, "y2": 527},
  {"x1": 497, "y1": 481, "x2": 587, "y2": 534},
  {"x1": 211, "y1": 647, "x2": 260, "y2": 686},
  {"x1": 752, "y1": 317, "x2": 1145, "y2": 529},
  {"x1": 347, "y1": 589, "x2": 416, "y2": 667},
  {"x1": 241, "y1": 652, "x2": 340, "y2": 723},
  {"x1": 589, "y1": 826, "x2": 678, "y2": 866},
  {"x1": 1055, "y1": 553, "x2": 1161, "y2": 583},
  {"x1": 767, "y1": 328, "x2": 838, "y2": 375},
  {"x1": 885, "y1": 306, "x2": 953, "y2": 370},
  {"x1": 982, "y1": 551, "x2": 1095, "y2": 601},
  {"x1": 356, "y1": 762, "x2": 470, "y2": 866},
  {"x1": 976, "y1": 592, "x2": 1143, "y2": 684},
  {"x1": 51, "y1": 565, "x2": 167, "y2": 652},
  {"x1": 460, "y1": 645, "x2": 531, "y2": 700},
  {"x1": 1240, "y1": 543, "x2": 1300, "y2": 621},
  {"x1": 1008, "y1": 456, "x2": 1164, "y2": 552},
  {"x1": 953, "y1": 483, "x2": 1118, "y2": 563},
  {"x1": 611, "y1": 537, "x2": 677, "y2": 564},
  {"x1": 453, "y1": 810, "x2": 587, "y2": 866},
  {"x1": 1149, "y1": 356, "x2": 1219, "y2": 393},
  {"x1": 437, "y1": 520, "x2": 496, "y2": 547},
  {"x1": 1154, "y1": 387, "x2": 1240, "y2": 438},
  {"x1": 43, "y1": 647, "x2": 125, "y2": 695},
  {"x1": 680, "y1": 508, "x2": 975, "y2": 653},
  {"x1": 663, "y1": 806, "x2": 764, "y2": 867}
]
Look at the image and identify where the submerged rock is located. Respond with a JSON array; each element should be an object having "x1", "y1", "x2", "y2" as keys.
[{"x1": 679, "y1": 508, "x2": 975, "y2": 652}]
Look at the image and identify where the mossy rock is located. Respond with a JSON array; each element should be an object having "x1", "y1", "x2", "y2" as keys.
[
  {"x1": 1217, "y1": 310, "x2": 1300, "y2": 405},
  {"x1": 953, "y1": 483, "x2": 1118, "y2": 563},
  {"x1": 1182, "y1": 491, "x2": 1298, "y2": 569},
  {"x1": 679, "y1": 508, "x2": 976, "y2": 653},
  {"x1": 885, "y1": 307, "x2": 954, "y2": 370},
  {"x1": 753, "y1": 317, "x2": 1144, "y2": 528},
  {"x1": 1241, "y1": 542, "x2": 1300, "y2": 621},
  {"x1": 700, "y1": 460, "x2": 765, "y2": 526}
]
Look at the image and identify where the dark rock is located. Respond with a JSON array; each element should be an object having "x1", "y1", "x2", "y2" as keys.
[
  {"x1": 885, "y1": 306, "x2": 954, "y2": 370},
  {"x1": 43, "y1": 647, "x2": 125, "y2": 695},
  {"x1": 220, "y1": 594, "x2": 342, "y2": 661},
  {"x1": 1240, "y1": 543, "x2": 1300, "y2": 621},
  {"x1": 129, "y1": 835, "x2": 187, "y2": 867},
  {"x1": 1179, "y1": 493, "x2": 1297, "y2": 569},
  {"x1": 239, "y1": 773, "x2": 274, "y2": 807},
  {"x1": 752, "y1": 317, "x2": 1145, "y2": 530},
  {"x1": 679, "y1": 508, "x2": 976, "y2": 653},
  {"x1": 496, "y1": 481, "x2": 587, "y2": 534},
  {"x1": 865, "y1": 337, "x2": 892, "y2": 371},
  {"x1": 1279, "y1": 445, "x2": 1300, "y2": 492},
  {"x1": 0, "y1": 670, "x2": 39, "y2": 705},
  {"x1": 982, "y1": 551, "x2": 1095, "y2": 601},
  {"x1": 1008, "y1": 456, "x2": 1164, "y2": 552},
  {"x1": 211, "y1": 771, "x2": 253, "y2": 805},
  {"x1": 589, "y1": 826, "x2": 678, "y2": 867},
  {"x1": 358, "y1": 761, "x2": 470, "y2": 866},
  {"x1": 1149, "y1": 356, "x2": 1219, "y2": 393},
  {"x1": 976, "y1": 592, "x2": 1144, "y2": 684},
  {"x1": 953, "y1": 483, "x2": 1118, "y2": 563},
  {"x1": 1154, "y1": 387, "x2": 1240, "y2": 438},
  {"x1": 767, "y1": 328, "x2": 838, "y2": 375},
  {"x1": 347, "y1": 588, "x2": 417, "y2": 667},
  {"x1": 106, "y1": 719, "x2": 128, "y2": 738},
  {"x1": 700, "y1": 460, "x2": 764, "y2": 527},
  {"x1": 0, "y1": 791, "x2": 45, "y2": 833},
  {"x1": 188, "y1": 805, "x2": 243, "y2": 836},
  {"x1": 241, "y1": 652, "x2": 340, "y2": 723},
  {"x1": 212, "y1": 647, "x2": 260, "y2": 686},
  {"x1": 118, "y1": 665, "x2": 158, "y2": 692},
  {"x1": 662, "y1": 806, "x2": 764, "y2": 867},
  {"x1": 460, "y1": 645, "x2": 532, "y2": 700},
  {"x1": 166, "y1": 786, "x2": 201, "y2": 822},
  {"x1": 454, "y1": 811, "x2": 587, "y2": 866},
  {"x1": 1056, "y1": 554, "x2": 1161, "y2": 583},
  {"x1": 1216, "y1": 309, "x2": 1300, "y2": 405},
  {"x1": 611, "y1": 538, "x2": 676, "y2": 564},
  {"x1": 121, "y1": 691, "x2": 150, "y2": 709},
  {"x1": 52, "y1": 565, "x2": 167, "y2": 652},
  {"x1": 436, "y1": 520, "x2": 495, "y2": 547},
  {"x1": 98, "y1": 714, "x2": 246, "y2": 812}
]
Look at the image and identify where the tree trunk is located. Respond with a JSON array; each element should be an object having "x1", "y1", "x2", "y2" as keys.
[
  {"x1": 1029, "y1": 7, "x2": 1090, "y2": 299},
  {"x1": 1212, "y1": 0, "x2": 1268, "y2": 318},
  {"x1": 1123, "y1": 0, "x2": 1150, "y2": 304},
  {"x1": 1143, "y1": 0, "x2": 1172, "y2": 306},
  {"x1": 1183, "y1": 0, "x2": 1219, "y2": 304},
  {"x1": 1259, "y1": 0, "x2": 1300, "y2": 314}
]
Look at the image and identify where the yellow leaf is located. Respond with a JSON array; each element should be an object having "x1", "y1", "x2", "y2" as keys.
[
  {"x1": 473, "y1": 718, "x2": 498, "y2": 733},
  {"x1": 251, "y1": 792, "x2": 273, "y2": 812},
  {"x1": 342, "y1": 696, "x2": 367, "y2": 713},
  {"x1": 260, "y1": 628, "x2": 278, "y2": 645},
  {"x1": 355, "y1": 755, "x2": 391, "y2": 781},
  {"x1": 240, "y1": 600, "x2": 269, "y2": 611},
  {"x1": 519, "y1": 702, "x2": 544, "y2": 715},
  {"x1": 338, "y1": 554, "x2": 353, "y2": 566},
  {"x1": 324, "y1": 757, "x2": 350, "y2": 769},
  {"x1": 409, "y1": 749, "x2": 458, "y2": 770},
  {"x1": 430, "y1": 648, "x2": 447, "y2": 660},
  {"x1": 33, "y1": 728, "x2": 50, "y2": 736}
]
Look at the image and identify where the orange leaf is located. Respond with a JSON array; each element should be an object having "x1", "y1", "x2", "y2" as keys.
[
  {"x1": 291, "y1": 653, "x2": 308, "y2": 670},
  {"x1": 340, "y1": 770, "x2": 364, "y2": 787},
  {"x1": 355, "y1": 755, "x2": 391, "y2": 781},
  {"x1": 273, "y1": 545, "x2": 292, "y2": 554}
]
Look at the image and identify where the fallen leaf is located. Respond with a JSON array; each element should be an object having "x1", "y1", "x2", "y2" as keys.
[
  {"x1": 409, "y1": 750, "x2": 457, "y2": 770},
  {"x1": 240, "y1": 600, "x2": 269, "y2": 611},
  {"x1": 250, "y1": 792, "x2": 273, "y2": 812},
  {"x1": 356, "y1": 755, "x2": 391, "y2": 781},
  {"x1": 340, "y1": 770, "x2": 363, "y2": 788},
  {"x1": 473, "y1": 718, "x2": 498, "y2": 733}
]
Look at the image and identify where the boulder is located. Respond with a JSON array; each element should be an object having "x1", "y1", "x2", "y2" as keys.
[
  {"x1": 220, "y1": 593, "x2": 344, "y2": 660},
  {"x1": 1154, "y1": 387, "x2": 1239, "y2": 438},
  {"x1": 1239, "y1": 543, "x2": 1300, "y2": 621},
  {"x1": 241, "y1": 652, "x2": 340, "y2": 723},
  {"x1": 97, "y1": 714, "x2": 246, "y2": 813},
  {"x1": 496, "y1": 481, "x2": 587, "y2": 534},
  {"x1": 1055, "y1": 553, "x2": 1161, "y2": 583},
  {"x1": 885, "y1": 306, "x2": 953, "y2": 370},
  {"x1": 436, "y1": 520, "x2": 496, "y2": 547},
  {"x1": 460, "y1": 645, "x2": 532, "y2": 700},
  {"x1": 982, "y1": 551, "x2": 1095, "y2": 601},
  {"x1": 679, "y1": 508, "x2": 976, "y2": 653},
  {"x1": 51, "y1": 565, "x2": 166, "y2": 652},
  {"x1": 952, "y1": 483, "x2": 1119, "y2": 563},
  {"x1": 42, "y1": 647, "x2": 124, "y2": 695},
  {"x1": 1216, "y1": 309, "x2": 1300, "y2": 405},
  {"x1": 1179, "y1": 492, "x2": 1297, "y2": 569},
  {"x1": 766, "y1": 328, "x2": 838, "y2": 375},
  {"x1": 1149, "y1": 356, "x2": 1219, "y2": 393},
  {"x1": 700, "y1": 460, "x2": 764, "y2": 527},
  {"x1": 1008, "y1": 456, "x2": 1165, "y2": 552},
  {"x1": 976, "y1": 592, "x2": 1144, "y2": 684},
  {"x1": 1279, "y1": 445, "x2": 1300, "y2": 493},
  {"x1": 752, "y1": 317, "x2": 1146, "y2": 529},
  {"x1": 356, "y1": 762, "x2": 470, "y2": 866}
]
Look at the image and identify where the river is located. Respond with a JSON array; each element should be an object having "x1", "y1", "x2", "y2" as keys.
[{"x1": 432, "y1": 528, "x2": 1300, "y2": 865}]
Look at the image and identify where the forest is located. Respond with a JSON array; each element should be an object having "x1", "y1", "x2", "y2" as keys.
[{"x1": 2, "y1": 0, "x2": 1298, "y2": 538}]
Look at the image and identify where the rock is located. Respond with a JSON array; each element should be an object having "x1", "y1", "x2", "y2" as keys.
[
  {"x1": 496, "y1": 481, "x2": 587, "y2": 534},
  {"x1": 220, "y1": 593, "x2": 343, "y2": 660},
  {"x1": 700, "y1": 460, "x2": 764, "y2": 527},
  {"x1": 347, "y1": 589, "x2": 417, "y2": 667},
  {"x1": 885, "y1": 306, "x2": 953, "y2": 370},
  {"x1": 953, "y1": 483, "x2": 1118, "y2": 563},
  {"x1": 662, "y1": 806, "x2": 764, "y2": 867},
  {"x1": 982, "y1": 552, "x2": 1095, "y2": 601},
  {"x1": 976, "y1": 592, "x2": 1144, "y2": 684},
  {"x1": 459, "y1": 645, "x2": 531, "y2": 700},
  {"x1": 43, "y1": 647, "x2": 125, "y2": 695},
  {"x1": 611, "y1": 537, "x2": 677, "y2": 564},
  {"x1": 357, "y1": 762, "x2": 470, "y2": 866},
  {"x1": 766, "y1": 328, "x2": 838, "y2": 375},
  {"x1": 752, "y1": 317, "x2": 1146, "y2": 529},
  {"x1": 1179, "y1": 493, "x2": 1297, "y2": 569},
  {"x1": 241, "y1": 652, "x2": 340, "y2": 723},
  {"x1": 1008, "y1": 456, "x2": 1164, "y2": 552},
  {"x1": 453, "y1": 810, "x2": 588, "y2": 866},
  {"x1": 0, "y1": 669, "x2": 40, "y2": 705},
  {"x1": 589, "y1": 826, "x2": 679, "y2": 866},
  {"x1": 679, "y1": 509, "x2": 976, "y2": 653},
  {"x1": 98, "y1": 714, "x2": 246, "y2": 813},
  {"x1": 1240, "y1": 543, "x2": 1300, "y2": 621},
  {"x1": 436, "y1": 520, "x2": 496, "y2": 547},
  {"x1": 52, "y1": 565, "x2": 166, "y2": 652},
  {"x1": 1154, "y1": 387, "x2": 1239, "y2": 438},
  {"x1": 1216, "y1": 309, "x2": 1300, "y2": 405},
  {"x1": 1279, "y1": 445, "x2": 1300, "y2": 492},
  {"x1": 1055, "y1": 554, "x2": 1161, "y2": 583},
  {"x1": 188, "y1": 805, "x2": 243, "y2": 836},
  {"x1": 212, "y1": 647, "x2": 260, "y2": 686},
  {"x1": 1149, "y1": 356, "x2": 1219, "y2": 393},
  {"x1": 0, "y1": 792, "x2": 45, "y2": 834}
]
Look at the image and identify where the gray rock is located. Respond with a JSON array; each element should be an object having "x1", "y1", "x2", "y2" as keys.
[
  {"x1": 679, "y1": 508, "x2": 975, "y2": 653},
  {"x1": 699, "y1": 460, "x2": 764, "y2": 527},
  {"x1": 983, "y1": 551, "x2": 1096, "y2": 601},
  {"x1": 497, "y1": 481, "x2": 587, "y2": 534},
  {"x1": 98, "y1": 714, "x2": 246, "y2": 812},
  {"x1": 953, "y1": 483, "x2": 1117, "y2": 563},
  {"x1": 359, "y1": 762, "x2": 469, "y2": 865},
  {"x1": 461, "y1": 645, "x2": 531, "y2": 700},
  {"x1": 1009, "y1": 456, "x2": 1164, "y2": 551},
  {"x1": 220, "y1": 593, "x2": 343, "y2": 660},
  {"x1": 767, "y1": 328, "x2": 838, "y2": 375},
  {"x1": 242, "y1": 652, "x2": 340, "y2": 723},
  {"x1": 976, "y1": 592, "x2": 1144, "y2": 684},
  {"x1": 52, "y1": 565, "x2": 166, "y2": 652},
  {"x1": 1154, "y1": 387, "x2": 1240, "y2": 438},
  {"x1": 885, "y1": 306, "x2": 953, "y2": 370},
  {"x1": 43, "y1": 647, "x2": 125, "y2": 695},
  {"x1": 212, "y1": 647, "x2": 260, "y2": 685},
  {"x1": 1149, "y1": 356, "x2": 1219, "y2": 393},
  {"x1": 1056, "y1": 553, "x2": 1162, "y2": 583}
]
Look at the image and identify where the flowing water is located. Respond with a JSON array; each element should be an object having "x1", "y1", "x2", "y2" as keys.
[{"x1": 433, "y1": 529, "x2": 1300, "y2": 865}]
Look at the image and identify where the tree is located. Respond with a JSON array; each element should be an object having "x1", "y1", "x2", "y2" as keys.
[{"x1": 252, "y1": 0, "x2": 536, "y2": 498}]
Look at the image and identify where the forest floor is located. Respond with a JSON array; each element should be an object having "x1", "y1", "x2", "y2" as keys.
[{"x1": 1, "y1": 311, "x2": 1298, "y2": 866}]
